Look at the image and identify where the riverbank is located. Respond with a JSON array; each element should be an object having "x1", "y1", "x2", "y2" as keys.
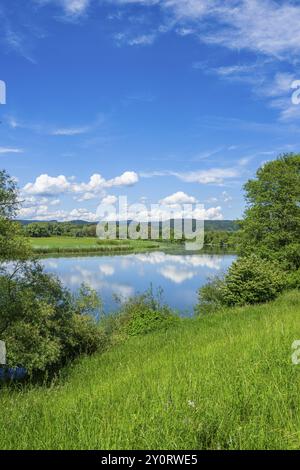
[
  {"x1": 29, "y1": 237, "x2": 177, "y2": 255},
  {"x1": 29, "y1": 237, "x2": 237, "y2": 257},
  {"x1": 1, "y1": 290, "x2": 300, "y2": 450}
]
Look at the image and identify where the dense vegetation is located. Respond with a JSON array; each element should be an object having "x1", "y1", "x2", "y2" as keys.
[
  {"x1": 21, "y1": 219, "x2": 239, "y2": 254},
  {"x1": 1, "y1": 290, "x2": 300, "y2": 450},
  {"x1": 1, "y1": 153, "x2": 300, "y2": 450},
  {"x1": 198, "y1": 154, "x2": 300, "y2": 312},
  {"x1": 0, "y1": 172, "x2": 106, "y2": 375},
  {"x1": 29, "y1": 237, "x2": 163, "y2": 255}
]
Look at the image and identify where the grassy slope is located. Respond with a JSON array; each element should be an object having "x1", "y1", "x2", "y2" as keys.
[
  {"x1": 1, "y1": 290, "x2": 300, "y2": 450},
  {"x1": 29, "y1": 237, "x2": 173, "y2": 255}
]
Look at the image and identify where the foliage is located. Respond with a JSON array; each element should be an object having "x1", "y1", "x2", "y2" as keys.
[
  {"x1": 104, "y1": 288, "x2": 179, "y2": 340},
  {"x1": 1, "y1": 290, "x2": 300, "y2": 450},
  {"x1": 195, "y1": 275, "x2": 226, "y2": 314},
  {"x1": 0, "y1": 170, "x2": 19, "y2": 219},
  {"x1": 0, "y1": 170, "x2": 30, "y2": 261},
  {"x1": 197, "y1": 255, "x2": 286, "y2": 313},
  {"x1": 0, "y1": 263, "x2": 106, "y2": 373},
  {"x1": 239, "y1": 154, "x2": 300, "y2": 270},
  {"x1": 24, "y1": 221, "x2": 97, "y2": 238},
  {"x1": 29, "y1": 236, "x2": 161, "y2": 255},
  {"x1": 204, "y1": 230, "x2": 238, "y2": 248},
  {"x1": 221, "y1": 255, "x2": 286, "y2": 306},
  {"x1": 285, "y1": 269, "x2": 300, "y2": 290}
]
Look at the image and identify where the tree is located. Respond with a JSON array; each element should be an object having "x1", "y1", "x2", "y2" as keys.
[
  {"x1": 0, "y1": 170, "x2": 19, "y2": 219},
  {"x1": 0, "y1": 263, "x2": 106, "y2": 372},
  {"x1": 239, "y1": 154, "x2": 300, "y2": 270},
  {"x1": 0, "y1": 170, "x2": 105, "y2": 374},
  {"x1": 0, "y1": 170, "x2": 30, "y2": 261}
]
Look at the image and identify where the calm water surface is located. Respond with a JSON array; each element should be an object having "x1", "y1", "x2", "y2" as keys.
[{"x1": 42, "y1": 252, "x2": 236, "y2": 316}]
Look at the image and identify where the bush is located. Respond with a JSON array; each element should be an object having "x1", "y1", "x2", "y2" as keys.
[
  {"x1": 195, "y1": 276, "x2": 226, "y2": 315},
  {"x1": 105, "y1": 288, "x2": 179, "y2": 340},
  {"x1": 286, "y1": 269, "x2": 300, "y2": 290},
  {"x1": 0, "y1": 262, "x2": 106, "y2": 374},
  {"x1": 197, "y1": 255, "x2": 286, "y2": 313},
  {"x1": 222, "y1": 256, "x2": 286, "y2": 306}
]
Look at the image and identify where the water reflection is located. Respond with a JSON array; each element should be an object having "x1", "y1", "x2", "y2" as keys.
[{"x1": 42, "y1": 252, "x2": 235, "y2": 315}]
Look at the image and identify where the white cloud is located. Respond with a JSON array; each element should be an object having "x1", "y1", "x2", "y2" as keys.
[
  {"x1": 221, "y1": 191, "x2": 232, "y2": 203},
  {"x1": 99, "y1": 264, "x2": 115, "y2": 276},
  {"x1": 160, "y1": 266, "x2": 195, "y2": 284},
  {"x1": 174, "y1": 168, "x2": 239, "y2": 185},
  {"x1": 18, "y1": 203, "x2": 98, "y2": 222},
  {"x1": 51, "y1": 126, "x2": 91, "y2": 136},
  {"x1": 133, "y1": 252, "x2": 224, "y2": 270},
  {"x1": 127, "y1": 33, "x2": 156, "y2": 46},
  {"x1": 140, "y1": 167, "x2": 239, "y2": 184},
  {"x1": 35, "y1": 0, "x2": 90, "y2": 17},
  {"x1": 23, "y1": 171, "x2": 139, "y2": 197},
  {"x1": 101, "y1": 195, "x2": 118, "y2": 205},
  {"x1": 0, "y1": 147, "x2": 23, "y2": 154},
  {"x1": 62, "y1": 0, "x2": 90, "y2": 15},
  {"x1": 68, "y1": 208, "x2": 98, "y2": 221},
  {"x1": 110, "y1": 0, "x2": 300, "y2": 58},
  {"x1": 160, "y1": 191, "x2": 197, "y2": 205},
  {"x1": 23, "y1": 174, "x2": 71, "y2": 195},
  {"x1": 106, "y1": 171, "x2": 139, "y2": 187}
]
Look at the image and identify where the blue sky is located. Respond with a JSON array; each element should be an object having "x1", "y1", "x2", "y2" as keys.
[{"x1": 1, "y1": 0, "x2": 300, "y2": 221}]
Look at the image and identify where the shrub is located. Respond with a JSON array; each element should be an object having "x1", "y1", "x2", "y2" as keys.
[
  {"x1": 195, "y1": 276, "x2": 226, "y2": 315},
  {"x1": 0, "y1": 262, "x2": 106, "y2": 374},
  {"x1": 286, "y1": 269, "x2": 300, "y2": 290},
  {"x1": 105, "y1": 288, "x2": 179, "y2": 340},
  {"x1": 221, "y1": 256, "x2": 286, "y2": 306},
  {"x1": 197, "y1": 255, "x2": 286, "y2": 313}
]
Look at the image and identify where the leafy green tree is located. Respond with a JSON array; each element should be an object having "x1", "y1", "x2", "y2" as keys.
[
  {"x1": 0, "y1": 170, "x2": 105, "y2": 375},
  {"x1": 239, "y1": 154, "x2": 300, "y2": 270},
  {"x1": 0, "y1": 170, "x2": 30, "y2": 261},
  {"x1": 196, "y1": 255, "x2": 285, "y2": 313},
  {"x1": 0, "y1": 264, "x2": 106, "y2": 372}
]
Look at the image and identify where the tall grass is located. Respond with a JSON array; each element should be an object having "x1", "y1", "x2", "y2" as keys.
[
  {"x1": 1, "y1": 290, "x2": 300, "y2": 450},
  {"x1": 30, "y1": 237, "x2": 162, "y2": 255}
]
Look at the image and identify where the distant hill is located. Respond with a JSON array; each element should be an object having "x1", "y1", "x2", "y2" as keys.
[
  {"x1": 18, "y1": 219, "x2": 240, "y2": 231},
  {"x1": 204, "y1": 220, "x2": 240, "y2": 232},
  {"x1": 18, "y1": 219, "x2": 93, "y2": 226}
]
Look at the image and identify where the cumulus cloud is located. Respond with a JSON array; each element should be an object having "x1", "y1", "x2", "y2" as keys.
[
  {"x1": 23, "y1": 174, "x2": 71, "y2": 195},
  {"x1": 22, "y1": 171, "x2": 139, "y2": 196},
  {"x1": 106, "y1": 171, "x2": 139, "y2": 187},
  {"x1": 101, "y1": 195, "x2": 118, "y2": 205},
  {"x1": 159, "y1": 191, "x2": 197, "y2": 205},
  {"x1": 18, "y1": 203, "x2": 98, "y2": 222}
]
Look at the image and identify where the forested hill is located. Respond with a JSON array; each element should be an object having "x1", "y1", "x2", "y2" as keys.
[
  {"x1": 19, "y1": 219, "x2": 239, "y2": 231},
  {"x1": 204, "y1": 220, "x2": 239, "y2": 231}
]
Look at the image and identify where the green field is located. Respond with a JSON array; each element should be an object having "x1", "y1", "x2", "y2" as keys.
[
  {"x1": 1, "y1": 290, "x2": 300, "y2": 450},
  {"x1": 29, "y1": 237, "x2": 174, "y2": 255}
]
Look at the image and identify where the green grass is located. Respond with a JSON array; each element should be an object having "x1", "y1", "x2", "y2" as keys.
[
  {"x1": 1, "y1": 290, "x2": 300, "y2": 450},
  {"x1": 29, "y1": 237, "x2": 173, "y2": 255}
]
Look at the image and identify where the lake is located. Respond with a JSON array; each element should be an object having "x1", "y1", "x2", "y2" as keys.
[{"x1": 42, "y1": 252, "x2": 236, "y2": 316}]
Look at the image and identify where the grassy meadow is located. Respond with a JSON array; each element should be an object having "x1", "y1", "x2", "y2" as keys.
[
  {"x1": 1, "y1": 290, "x2": 300, "y2": 450},
  {"x1": 29, "y1": 236, "x2": 172, "y2": 255}
]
